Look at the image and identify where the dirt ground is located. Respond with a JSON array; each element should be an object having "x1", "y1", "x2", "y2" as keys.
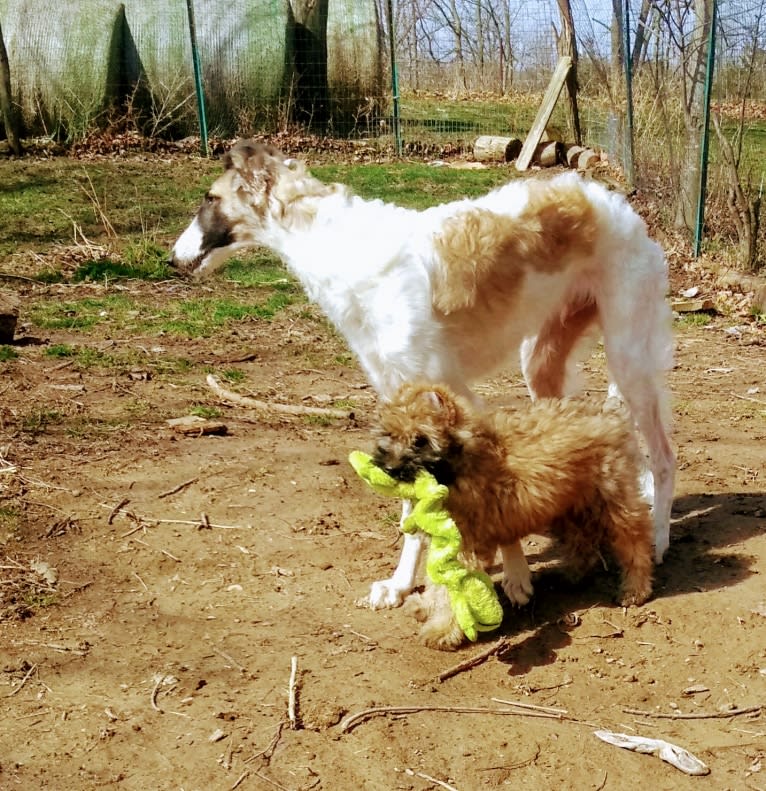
[{"x1": 1, "y1": 268, "x2": 765, "y2": 791}]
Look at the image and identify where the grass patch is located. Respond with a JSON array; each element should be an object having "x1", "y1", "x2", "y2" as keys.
[
  {"x1": 675, "y1": 313, "x2": 713, "y2": 328},
  {"x1": 21, "y1": 408, "x2": 64, "y2": 436},
  {"x1": 0, "y1": 346, "x2": 18, "y2": 361},
  {"x1": 29, "y1": 290, "x2": 297, "y2": 339},
  {"x1": 72, "y1": 252, "x2": 172, "y2": 283},
  {"x1": 154, "y1": 294, "x2": 296, "y2": 337},
  {"x1": 312, "y1": 162, "x2": 513, "y2": 209},
  {"x1": 30, "y1": 295, "x2": 135, "y2": 331},
  {"x1": 190, "y1": 405, "x2": 223, "y2": 419},
  {"x1": 221, "y1": 369, "x2": 246, "y2": 383},
  {"x1": 45, "y1": 344, "x2": 77, "y2": 358},
  {"x1": 223, "y1": 251, "x2": 295, "y2": 288}
]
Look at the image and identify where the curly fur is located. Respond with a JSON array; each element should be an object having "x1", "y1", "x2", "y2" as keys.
[{"x1": 374, "y1": 383, "x2": 654, "y2": 650}]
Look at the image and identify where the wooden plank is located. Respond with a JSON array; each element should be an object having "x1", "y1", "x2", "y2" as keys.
[{"x1": 515, "y1": 55, "x2": 572, "y2": 172}]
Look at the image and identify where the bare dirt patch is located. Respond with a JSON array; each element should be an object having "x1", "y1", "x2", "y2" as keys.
[{"x1": 1, "y1": 277, "x2": 765, "y2": 791}]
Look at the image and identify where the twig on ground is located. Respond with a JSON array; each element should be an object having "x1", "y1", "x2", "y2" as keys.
[
  {"x1": 107, "y1": 498, "x2": 131, "y2": 525},
  {"x1": 5, "y1": 663, "x2": 37, "y2": 698},
  {"x1": 340, "y1": 703, "x2": 589, "y2": 733},
  {"x1": 230, "y1": 771, "x2": 249, "y2": 790},
  {"x1": 245, "y1": 721, "x2": 285, "y2": 765},
  {"x1": 158, "y1": 477, "x2": 198, "y2": 499},
  {"x1": 214, "y1": 647, "x2": 247, "y2": 674},
  {"x1": 404, "y1": 768, "x2": 459, "y2": 791},
  {"x1": 491, "y1": 698, "x2": 569, "y2": 715},
  {"x1": 206, "y1": 374, "x2": 354, "y2": 419},
  {"x1": 479, "y1": 743, "x2": 541, "y2": 772},
  {"x1": 150, "y1": 675, "x2": 163, "y2": 712},
  {"x1": 229, "y1": 770, "x2": 250, "y2": 791},
  {"x1": 622, "y1": 705, "x2": 762, "y2": 720},
  {"x1": 251, "y1": 771, "x2": 290, "y2": 791},
  {"x1": 730, "y1": 391, "x2": 766, "y2": 406},
  {"x1": 100, "y1": 502, "x2": 249, "y2": 531},
  {"x1": 288, "y1": 655, "x2": 299, "y2": 730},
  {"x1": 438, "y1": 637, "x2": 511, "y2": 682}
]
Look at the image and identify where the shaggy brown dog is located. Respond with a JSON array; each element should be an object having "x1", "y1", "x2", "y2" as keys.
[{"x1": 372, "y1": 383, "x2": 654, "y2": 650}]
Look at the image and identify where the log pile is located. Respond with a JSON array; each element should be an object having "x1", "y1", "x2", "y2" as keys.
[{"x1": 472, "y1": 135, "x2": 602, "y2": 171}]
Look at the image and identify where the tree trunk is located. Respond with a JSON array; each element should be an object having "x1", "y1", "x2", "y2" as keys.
[
  {"x1": 448, "y1": 0, "x2": 467, "y2": 91},
  {"x1": 289, "y1": 0, "x2": 329, "y2": 128},
  {"x1": 556, "y1": 0, "x2": 581, "y2": 145},
  {"x1": 0, "y1": 21, "x2": 23, "y2": 155},
  {"x1": 631, "y1": 0, "x2": 654, "y2": 76}
]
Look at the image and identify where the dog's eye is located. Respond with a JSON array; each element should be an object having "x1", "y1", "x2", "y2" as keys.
[
  {"x1": 413, "y1": 434, "x2": 429, "y2": 449},
  {"x1": 204, "y1": 193, "x2": 217, "y2": 205}
]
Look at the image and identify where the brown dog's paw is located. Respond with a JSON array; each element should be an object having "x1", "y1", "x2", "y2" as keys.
[
  {"x1": 418, "y1": 619, "x2": 466, "y2": 651},
  {"x1": 619, "y1": 582, "x2": 652, "y2": 607}
]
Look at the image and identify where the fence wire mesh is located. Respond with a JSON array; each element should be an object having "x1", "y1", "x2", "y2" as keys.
[{"x1": 1, "y1": 3, "x2": 766, "y2": 204}]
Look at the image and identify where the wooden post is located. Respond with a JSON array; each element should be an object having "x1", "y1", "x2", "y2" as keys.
[{"x1": 515, "y1": 56, "x2": 572, "y2": 171}]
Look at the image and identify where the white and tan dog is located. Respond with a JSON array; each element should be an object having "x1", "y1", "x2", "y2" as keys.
[{"x1": 170, "y1": 139, "x2": 675, "y2": 610}]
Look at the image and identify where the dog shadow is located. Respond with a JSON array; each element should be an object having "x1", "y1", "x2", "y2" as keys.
[
  {"x1": 658, "y1": 491, "x2": 766, "y2": 598},
  {"x1": 483, "y1": 491, "x2": 766, "y2": 674}
]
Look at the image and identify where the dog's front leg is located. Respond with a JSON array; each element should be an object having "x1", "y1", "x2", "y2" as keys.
[
  {"x1": 501, "y1": 541, "x2": 533, "y2": 605},
  {"x1": 368, "y1": 501, "x2": 425, "y2": 608}
]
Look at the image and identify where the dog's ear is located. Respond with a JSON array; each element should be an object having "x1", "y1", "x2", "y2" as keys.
[
  {"x1": 418, "y1": 386, "x2": 462, "y2": 426},
  {"x1": 223, "y1": 140, "x2": 286, "y2": 197}
]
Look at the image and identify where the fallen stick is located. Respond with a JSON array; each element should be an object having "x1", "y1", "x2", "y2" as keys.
[
  {"x1": 438, "y1": 637, "x2": 511, "y2": 682},
  {"x1": 107, "y1": 498, "x2": 130, "y2": 525},
  {"x1": 5, "y1": 663, "x2": 37, "y2": 698},
  {"x1": 623, "y1": 705, "x2": 762, "y2": 720},
  {"x1": 206, "y1": 374, "x2": 354, "y2": 419},
  {"x1": 100, "y1": 503, "x2": 249, "y2": 530},
  {"x1": 730, "y1": 390, "x2": 766, "y2": 406},
  {"x1": 491, "y1": 698, "x2": 569, "y2": 715},
  {"x1": 158, "y1": 477, "x2": 199, "y2": 499},
  {"x1": 340, "y1": 703, "x2": 585, "y2": 734},
  {"x1": 288, "y1": 655, "x2": 299, "y2": 730},
  {"x1": 404, "y1": 768, "x2": 458, "y2": 791}
]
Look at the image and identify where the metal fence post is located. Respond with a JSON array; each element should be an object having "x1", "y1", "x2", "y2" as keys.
[
  {"x1": 622, "y1": 0, "x2": 635, "y2": 188},
  {"x1": 385, "y1": 0, "x2": 402, "y2": 156},
  {"x1": 694, "y1": 0, "x2": 718, "y2": 257},
  {"x1": 185, "y1": 0, "x2": 209, "y2": 156}
]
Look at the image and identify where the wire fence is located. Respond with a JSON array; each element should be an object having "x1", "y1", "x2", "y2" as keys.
[{"x1": 1, "y1": 1, "x2": 765, "y2": 264}]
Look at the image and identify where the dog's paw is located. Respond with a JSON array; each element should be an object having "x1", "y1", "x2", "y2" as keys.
[
  {"x1": 502, "y1": 573, "x2": 534, "y2": 606},
  {"x1": 619, "y1": 582, "x2": 652, "y2": 608},
  {"x1": 418, "y1": 619, "x2": 466, "y2": 651},
  {"x1": 367, "y1": 578, "x2": 408, "y2": 609}
]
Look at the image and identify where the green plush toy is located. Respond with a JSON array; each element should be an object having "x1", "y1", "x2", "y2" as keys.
[{"x1": 349, "y1": 451, "x2": 503, "y2": 642}]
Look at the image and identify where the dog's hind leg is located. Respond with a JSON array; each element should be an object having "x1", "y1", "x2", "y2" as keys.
[
  {"x1": 601, "y1": 497, "x2": 655, "y2": 607},
  {"x1": 600, "y1": 305, "x2": 675, "y2": 563},
  {"x1": 520, "y1": 300, "x2": 600, "y2": 400},
  {"x1": 368, "y1": 501, "x2": 426, "y2": 608}
]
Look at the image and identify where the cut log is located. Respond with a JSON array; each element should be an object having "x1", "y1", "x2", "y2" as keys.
[
  {"x1": 0, "y1": 291, "x2": 19, "y2": 343},
  {"x1": 472, "y1": 135, "x2": 522, "y2": 163},
  {"x1": 576, "y1": 149, "x2": 601, "y2": 171},
  {"x1": 564, "y1": 144, "x2": 585, "y2": 167},
  {"x1": 671, "y1": 298, "x2": 716, "y2": 313},
  {"x1": 531, "y1": 141, "x2": 564, "y2": 167}
]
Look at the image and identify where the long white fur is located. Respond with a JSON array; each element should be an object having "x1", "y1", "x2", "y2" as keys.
[{"x1": 171, "y1": 146, "x2": 675, "y2": 610}]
